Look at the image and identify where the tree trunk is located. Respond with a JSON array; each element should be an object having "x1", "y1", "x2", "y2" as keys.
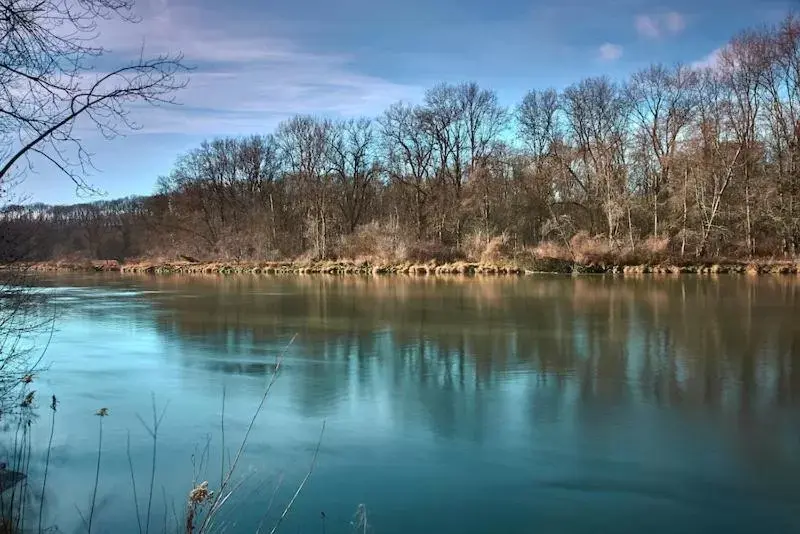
[
  {"x1": 653, "y1": 192, "x2": 659, "y2": 237},
  {"x1": 415, "y1": 188, "x2": 424, "y2": 240},
  {"x1": 269, "y1": 193, "x2": 276, "y2": 246},
  {"x1": 681, "y1": 169, "x2": 688, "y2": 257},
  {"x1": 744, "y1": 162, "x2": 753, "y2": 257},
  {"x1": 320, "y1": 201, "x2": 327, "y2": 259},
  {"x1": 627, "y1": 204, "x2": 635, "y2": 250}
]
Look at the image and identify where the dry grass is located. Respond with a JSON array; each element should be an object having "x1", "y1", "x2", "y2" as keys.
[
  {"x1": 335, "y1": 222, "x2": 464, "y2": 264},
  {"x1": 641, "y1": 235, "x2": 670, "y2": 256},
  {"x1": 404, "y1": 241, "x2": 463, "y2": 263},
  {"x1": 12, "y1": 230, "x2": 800, "y2": 277},
  {"x1": 529, "y1": 240, "x2": 570, "y2": 261},
  {"x1": 529, "y1": 232, "x2": 672, "y2": 267},
  {"x1": 570, "y1": 231, "x2": 625, "y2": 264},
  {"x1": 335, "y1": 222, "x2": 407, "y2": 263},
  {"x1": 463, "y1": 231, "x2": 512, "y2": 263},
  {"x1": 529, "y1": 233, "x2": 598, "y2": 264}
]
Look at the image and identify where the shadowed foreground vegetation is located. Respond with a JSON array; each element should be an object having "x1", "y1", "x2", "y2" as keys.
[
  {"x1": 0, "y1": 334, "x2": 333, "y2": 534},
  {"x1": 3, "y1": 15, "x2": 800, "y2": 270}
]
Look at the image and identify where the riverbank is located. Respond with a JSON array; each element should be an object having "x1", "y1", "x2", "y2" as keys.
[{"x1": 9, "y1": 257, "x2": 800, "y2": 275}]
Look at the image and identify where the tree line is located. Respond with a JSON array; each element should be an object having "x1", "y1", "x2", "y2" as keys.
[{"x1": 3, "y1": 14, "x2": 800, "y2": 264}]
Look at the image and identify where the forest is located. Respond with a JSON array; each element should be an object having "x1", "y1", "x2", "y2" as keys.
[{"x1": 2, "y1": 14, "x2": 799, "y2": 266}]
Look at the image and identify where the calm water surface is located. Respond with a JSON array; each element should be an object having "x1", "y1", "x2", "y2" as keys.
[{"x1": 17, "y1": 274, "x2": 800, "y2": 533}]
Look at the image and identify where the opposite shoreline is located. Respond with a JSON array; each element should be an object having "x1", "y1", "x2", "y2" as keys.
[{"x1": 8, "y1": 258, "x2": 800, "y2": 276}]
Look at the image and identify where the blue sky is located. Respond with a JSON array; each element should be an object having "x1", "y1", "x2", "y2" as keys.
[{"x1": 16, "y1": 0, "x2": 794, "y2": 204}]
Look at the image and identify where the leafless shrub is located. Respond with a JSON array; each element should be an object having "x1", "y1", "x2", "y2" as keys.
[
  {"x1": 569, "y1": 231, "x2": 616, "y2": 265},
  {"x1": 336, "y1": 221, "x2": 407, "y2": 262},
  {"x1": 463, "y1": 230, "x2": 512, "y2": 263},
  {"x1": 405, "y1": 241, "x2": 464, "y2": 263},
  {"x1": 530, "y1": 241, "x2": 571, "y2": 261}
]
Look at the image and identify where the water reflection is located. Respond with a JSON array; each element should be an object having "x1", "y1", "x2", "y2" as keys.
[
  {"x1": 100, "y1": 275, "x2": 798, "y2": 410},
  {"x1": 34, "y1": 274, "x2": 800, "y2": 533},
  {"x1": 44, "y1": 275, "x2": 800, "y2": 414}
]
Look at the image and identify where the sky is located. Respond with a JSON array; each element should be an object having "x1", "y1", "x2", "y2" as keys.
[{"x1": 15, "y1": 0, "x2": 795, "y2": 205}]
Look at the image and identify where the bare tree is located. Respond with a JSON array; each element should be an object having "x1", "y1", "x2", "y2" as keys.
[
  {"x1": 276, "y1": 116, "x2": 332, "y2": 258},
  {"x1": 517, "y1": 88, "x2": 583, "y2": 246},
  {"x1": 459, "y1": 82, "x2": 507, "y2": 173},
  {"x1": 419, "y1": 82, "x2": 505, "y2": 245},
  {"x1": 8, "y1": 13, "x2": 800, "y2": 264},
  {"x1": 459, "y1": 83, "x2": 507, "y2": 237},
  {"x1": 760, "y1": 15, "x2": 800, "y2": 254},
  {"x1": 561, "y1": 76, "x2": 630, "y2": 245},
  {"x1": 692, "y1": 69, "x2": 743, "y2": 256},
  {"x1": 419, "y1": 83, "x2": 466, "y2": 244},
  {"x1": 719, "y1": 31, "x2": 770, "y2": 256},
  {"x1": 379, "y1": 102, "x2": 436, "y2": 240},
  {"x1": 326, "y1": 118, "x2": 380, "y2": 234},
  {"x1": 518, "y1": 88, "x2": 560, "y2": 165},
  {"x1": 0, "y1": 0, "x2": 188, "y2": 190},
  {"x1": 626, "y1": 64, "x2": 697, "y2": 237},
  {"x1": 159, "y1": 145, "x2": 227, "y2": 254},
  {"x1": 236, "y1": 135, "x2": 282, "y2": 246}
]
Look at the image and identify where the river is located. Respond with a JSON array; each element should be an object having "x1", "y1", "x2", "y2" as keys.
[{"x1": 16, "y1": 274, "x2": 800, "y2": 533}]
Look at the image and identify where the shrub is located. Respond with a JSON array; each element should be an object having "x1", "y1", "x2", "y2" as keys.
[
  {"x1": 569, "y1": 231, "x2": 615, "y2": 264},
  {"x1": 405, "y1": 240, "x2": 464, "y2": 263},
  {"x1": 529, "y1": 241, "x2": 572, "y2": 261},
  {"x1": 335, "y1": 221, "x2": 407, "y2": 263},
  {"x1": 463, "y1": 230, "x2": 512, "y2": 263},
  {"x1": 634, "y1": 235, "x2": 670, "y2": 263},
  {"x1": 530, "y1": 232, "x2": 673, "y2": 266}
]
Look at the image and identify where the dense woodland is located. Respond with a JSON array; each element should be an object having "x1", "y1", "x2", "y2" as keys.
[{"x1": 3, "y1": 15, "x2": 800, "y2": 264}]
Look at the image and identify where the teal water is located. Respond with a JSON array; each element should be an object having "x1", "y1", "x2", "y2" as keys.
[{"x1": 14, "y1": 274, "x2": 800, "y2": 533}]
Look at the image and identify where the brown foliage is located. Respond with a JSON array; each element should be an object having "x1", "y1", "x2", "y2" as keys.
[
  {"x1": 6, "y1": 14, "x2": 800, "y2": 265},
  {"x1": 335, "y1": 222, "x2": 407, "y2": 262},
  {"x1": 463, "y1": 231, "x2": 513, "y2": 263}
]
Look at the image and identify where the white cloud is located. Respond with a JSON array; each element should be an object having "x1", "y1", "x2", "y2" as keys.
[
  {"x1": 691, "y1": 46, "x2": 725, "y2": 71},
  {"x1": 118, "y1": 67, "x2": 422, "y2": 136},
  {"x1": 90, "y1": 0, "x2": 422, "y2": 135},
  {"x1": 635, "y1": 15, "x2": 661, "y2": 38},
  {"x1": 598, "y1": 43, "x2": 623, "y2": 61},
  {"x1": 664, "y1": 11, "x2": 686, "y2": 33},
  {"x1": 635, "y1": 11, "x2": 686, "y2": 39}
]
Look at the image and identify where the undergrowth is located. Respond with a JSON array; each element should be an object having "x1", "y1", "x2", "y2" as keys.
[{"x1": 0, "y1": 335, "x2": 361, "y2": 534}]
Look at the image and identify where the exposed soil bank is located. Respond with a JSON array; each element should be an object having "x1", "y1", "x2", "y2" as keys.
[{"x1": 8, "y1": 258, "x2": 800, "y2": 275}]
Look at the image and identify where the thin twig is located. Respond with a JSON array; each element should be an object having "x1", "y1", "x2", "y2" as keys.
[
  {"x1": 7, "y1": 410, "x2": 24, "y2": 529},
  {"x1": 268, "y1": 420, "x2": 326, "y2": 534},
  {"x1": 162, "y1": 485, "x2": 168, "y2": 534},
  {"x1": 136, "y1": 393, "x2": 169, "y2": 534},
  {"x1": 198, "y1": 334, "x2": 296, "y2": 533},
  {"x1": 220, "y1": 385, "x2": 226, "y2": 494},
  {"x1": 24, "y1": 299, "x2": 57, "y2": 395},
  {"x1": 255, "y1": 474, "x2": 285, "y2": 534},
  {"x1": 171, "y1": 498, "x2": 179, "y2": 534},
  {"x1": 127, "y1": 431, "x2": 143, "y2": 534},
  {"x1": 18, "y1": 419, "x2": 33, "y2": 534},
  {"x1": 75, "y1": 503, "x2": 89, "y2": 532},
  {"x1": 87, "y1": 416, "x2": 104, "y2": 533},
  {"x1": 38, "y1": 395, "x2": 57, "y2": 534}
]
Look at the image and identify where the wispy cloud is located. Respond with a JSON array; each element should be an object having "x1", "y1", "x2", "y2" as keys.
[
  {"x1": 691, "y1": 46, "x2": 725, "y2": 70},
  {"x1": 635, "y1": 11, "x2": 686, "y2": 39},
  {"x1": 664, "y1": 12, "x2": 686, "y2": 33},
  {"x1": 598, "y1": 43, "x2": 623, "y2": 61},
  {"x1": 635, "y1": 15, "x2": 662, "y2": 39},
  {"x1": 94, "y1": 0, "x2": 422, "y2": 135},
  {"x1": 118, "y1": 67, "x2": 421, "y2": 135}
]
